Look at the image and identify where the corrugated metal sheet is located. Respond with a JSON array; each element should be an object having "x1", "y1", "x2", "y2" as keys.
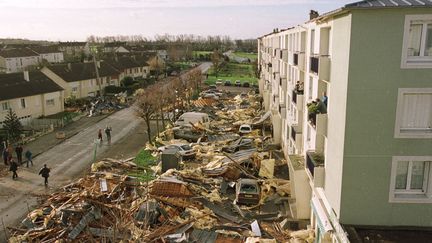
[{"x1": 191, "y1": 229, "x2": 218, "y2": 243}]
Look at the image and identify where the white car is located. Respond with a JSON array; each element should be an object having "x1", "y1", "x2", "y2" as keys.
[
  {"x1": 158, "y1": 144, "x2": 196, "y2": 158},
  {"x1": 215, "y1": 79, "x2": 223, "y2": 85},
  {"x1": 239, "y1": 124, "x2": 252, "y2": 134},
  {"x1": 201, "y1": 93, "x2": 220, "y2": 100}
]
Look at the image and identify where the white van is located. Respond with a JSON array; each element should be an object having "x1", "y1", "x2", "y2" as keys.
[{"x1": 175, "y1": 112, "x2": 210, "y2": 128}]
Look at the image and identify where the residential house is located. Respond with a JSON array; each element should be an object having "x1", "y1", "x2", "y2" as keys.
[
  {"x1": 41, "y1": 62, "x2": 120, "y2": 99},
  {"x1": 258, "y1": 1, "x2": 432, "y2": 242},
  {"x1": 29, "y1": 46, "x2": 64, "y2": 63},
  {"x1": 105, "y1": 55, "x2": 150, "y2": 81},
  {"x1": 0, "y1": 71, "x2": 64, "y2": 127},
  {"x1": 0, "y1": 48, "x2": 40, "y2": 73},
  {"x1": 58, "y1": 42, "x2": 90, "y2": 61},
  {"x1": 102, "y1": 42, "x2": 129, "y2": 53}
]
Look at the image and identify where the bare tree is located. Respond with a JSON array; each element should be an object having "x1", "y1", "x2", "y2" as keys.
[
  {"x1": 134, "y1": 87, "x2": 157, "y2": 144},
  {"x1": 211, "y1": 50, "x2": 223, "y2": 77},
  {"x1": 149, "y1": 56, "x2": 165, "y2": 80}
]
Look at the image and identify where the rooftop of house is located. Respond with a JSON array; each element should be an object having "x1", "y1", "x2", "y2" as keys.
[
  {"x1": 28, "y1": 46, "x2": 61, "y2": 54},
  {"x1": 104, "y1": 42, "x2": 127, "y2": 48},
  {"x1": 0, "y1": 48, "x2": 39, "y2": 58},
  {"x1": 58, "y1": 42, "x2": 87, "y2": 47},
  {"x1": 345, "y1": 0, "x2": 432, "y2": 8},
  {"x1": 104, "y1": 56, "x2": 144, "y2": 71},
  {"x1": 0, "y1": 71, "x2": 63, "y2": 102},
  {"x1": 46, "y1": 62, "x2": 120, "y2": 82}
]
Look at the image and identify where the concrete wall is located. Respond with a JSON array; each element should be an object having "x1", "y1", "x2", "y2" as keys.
[
  {"x1": 324, "y1": 14, "x2": 352, "y2": 219},
  {"x1": 40, "y1": 53, "x2": 64, "y2": 63},
  {"x1": 340, "y1": 8, "x2": 432, "y2": 226}
]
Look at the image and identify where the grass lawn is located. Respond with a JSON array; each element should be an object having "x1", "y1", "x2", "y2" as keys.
[
  {"x1": 205, "y1": 62, "x2": 258, "y2": 85},
  {"x1": 233, "y1": 52, "x2": 258, "y2": 60},
  {"x1": 129, "y1": 149, "x2": 157, "y2": 182}
]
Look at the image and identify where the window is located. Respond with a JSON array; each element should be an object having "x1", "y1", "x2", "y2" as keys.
[
  {"x1": 1, "y1": 102, "x2": 10, "y2": 111},
  {"x1": 20, "y1": 98, "x2": 26, "y2": 109},
  {"x1": 72, "y1": 87, "x2": 78, "y2": 93},
  {"x1": 394, "y1": 88, "x2": 432, "y2": 138},
  {"x1": 401, "y1": 15, "x2": 432, "y2": 68},
  {"x1": 46, "y1": 99, "x2": 55, "y2": 106},
  {"x1": 390, "y1": 156, "x2": 432, "y2": 203}
]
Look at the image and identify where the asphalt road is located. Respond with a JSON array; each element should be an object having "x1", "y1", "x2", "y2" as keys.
[{"x1": 0, "y1": 108, "x2": 142, "y2": 241}]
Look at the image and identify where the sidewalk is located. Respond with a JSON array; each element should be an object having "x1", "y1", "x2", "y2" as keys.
[{"x1": 24, "y1": 114, "x2": 110, "y2": 159}]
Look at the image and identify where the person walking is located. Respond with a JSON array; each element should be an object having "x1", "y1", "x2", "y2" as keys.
[
  {"x1": 25, "y1": 150, "x2": 33, "y2": 167},
  {"x1": 104, "y1": 126, "x2": 112, "y2": 145},
  {"x1": 39, "y1": 164, "x2": 50, "y2": 186},
  {"x1": 2, "y1": 147, "x2": 8, "y2": 165},
  {"x1": 98, "y1": 129, "x2": 103, "y2": 142},
  {"x1": 15, "y1": 144, "x2": 23, "y2": 165},
  {"x1": 9, "y1": 159, "x2": 18, "y2": 180}
]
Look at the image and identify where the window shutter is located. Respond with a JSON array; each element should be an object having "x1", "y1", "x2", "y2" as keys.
[{"x1": 401, "y1": 93, "x2": 432, "y2": 131}]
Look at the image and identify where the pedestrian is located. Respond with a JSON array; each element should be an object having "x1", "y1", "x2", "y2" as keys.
[
  {"x1": 9, "y1": 159, "x2": 18, "y2": 180},
  {"x1": 15, "y1": 144, "x2": 23, "y2": 165},
  {"x1": 321, "y1": 91, "x2": 328, "y2": 108},
  {"x1": 98, "y1": 129, "x2": 103, "y2": 142},
  {"x1": 2, "y1": 147, "x2": 8, "y2": 165},
  {"x1": 25, "y1": 150, "x2": 33, "y2": 167},
  {"x1": 7, "y1": 144, "x2": 13, "y2": 162},
  {"x1": 39, "y1": 164, "x2": 50, "y2": 186},
  {"x1": 104, "y1": 126, "x2": 112, "y2": 145}
]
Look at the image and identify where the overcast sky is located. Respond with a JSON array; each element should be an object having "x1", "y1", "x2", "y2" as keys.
[{"x1": 0, "y1": 0, "x2": 355, "y2": 41}]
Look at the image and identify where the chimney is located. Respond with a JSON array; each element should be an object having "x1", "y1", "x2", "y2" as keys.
[
  {"x1": 67, "y1": 63, "x2": 72, "y2": 71},
  {"x1": 310, "y1": 10, "x2": 319, "y2": 20},
  {"x1": 23, "y1": 70, "x2": 30, "y2": 81}
]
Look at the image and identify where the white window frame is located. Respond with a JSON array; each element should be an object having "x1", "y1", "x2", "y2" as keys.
[
  {"x1": 1, "y1": 102, "x2": 10, "y2": 111},
  {"x1": 394, "y1": 88, "x2": 432, "y2": 138},
  {"x1": 46, "y1": 99, "x2": 55, "y2": 106},
  {"x1": 401, "y1": 14, "x2": 432, "y2": 69},
  {"x1": 20, "y1": 98, "x2": 26, "y2": 109},
  {"x1": 389, "y1": 156, "x2": 432, "y2": 203}
]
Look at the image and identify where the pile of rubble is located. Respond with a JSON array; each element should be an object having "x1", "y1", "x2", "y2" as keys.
[{"x1": 8, "y1": 91, "x2": 315, "y2": 242}]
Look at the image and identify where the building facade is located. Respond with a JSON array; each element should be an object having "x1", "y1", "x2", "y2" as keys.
[
  {"x1": 0, "y1": 71, "x2": 64, "y2": 127},
  {"x1": 258, "y1": 1, "x2": 432, "y2": 242},
  {"x1": 0, "y1": 49, "x2": 40, "y2": 73}
]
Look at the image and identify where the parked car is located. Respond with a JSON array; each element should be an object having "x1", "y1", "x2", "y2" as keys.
[
  {"x1": 242, "y1": 82, "x2": 250, "y2": 87},
  {"x1": 238, "y1": 124, "x2": 252, "y2": 134},
  {"x1": 235, "y1": 80, "x2": 241, "y2": 86},
  {"x1": 201, "y1": 90, "x2": 223, "y2": 97},
  {"x1": 216, "y1": 79, "x2": 223, "y2": 85},
  {"x1": 222, "y1": 137, "x2": 254, "y2": 153},
  {"x1": 175, "y1": 112, "x2": 210, "y2": 128},
  {"x1": 158, "y1": 143, "x2": 196, "y2": 158},
  {"x1": 236, "y1": 178, "x2": 260, "y2": 205},
  {"x1": 173, "y1": 126, "x2": 204, "y2": 142},
  {"x1": 208, "y1": 85, "x2": 217, "y2": 90},
  {"x1": 224, "y1": 80, "x2": 232, "y2": 86}
]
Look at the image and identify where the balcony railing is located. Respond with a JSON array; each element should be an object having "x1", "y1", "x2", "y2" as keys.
[
  {"x1": 293, "y1": 53, "x2": 299, "y2": 66},
  {"x1": 310, "y1": 56, "x2": 319, "y2": 73},
  {"x1": 306, "y1": 151, "x2": 324, "y2": 177},
  {"x1": 292, "y1": 89, "x2": 303, "y2": 104}
]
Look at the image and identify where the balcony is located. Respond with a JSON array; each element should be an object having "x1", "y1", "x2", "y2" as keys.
[
  {"x1": 308, "y1": 113, "x2": 327, "y2": 137},
  {"x1": 292, "y1": 89, "x2": 304, "y2": 105},
  {"x1": 306, "y1": 151, "x2": 324, "y2": 177},
  {"x1": 293, "y1": 53, "x2": 299, "y2": 66},
  {"x1": 290, "y1": 125, "x2": 302, "y2": 152},
  {"x1": 282, "y1": 50, "x2": 288, "y2": 62},
  {"x1": 279, "y1": 104, "x2": 286, "y2": 118},
  {"x1": 310, "y1": 56, "x2": 319, "y2": 73},
  {"x1": 310, "y1": 56, "x2": 331, "y2": 81}
]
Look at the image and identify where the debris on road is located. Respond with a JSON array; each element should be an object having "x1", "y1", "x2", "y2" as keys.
[{"x1": 8, "y1": 90, "x2": 315, "y2": 242}]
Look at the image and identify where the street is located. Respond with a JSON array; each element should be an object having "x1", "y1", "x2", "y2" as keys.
[{"x1": 0, "y1": 107, "x2": 143, "y2": 241}]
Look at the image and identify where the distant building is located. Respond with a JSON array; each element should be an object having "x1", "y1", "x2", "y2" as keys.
[
  {"x1": 0, "y1": 70, "x2": 64, "y2": 127},
  {"x1": 102, "y1": 42, "x2": 129, "y2": 53},
  {"x1": 58, "y1": 42, "x2": 90, "y2": 61},
  {"x1": 105, "y1": 55, "x2": 150, "y2": 80},
  {"x1": 41, "y1": 62, "x2": 120, "y2": 99},
  {"x1": 28, "y1": 46, "x2": 64, "y2": 63},
  {"x1": 0, "y1": 48, "x2": 40, "y2": 73},
  {"x1": 258, "y1": 0, "x2": 432, "y2": 242}
]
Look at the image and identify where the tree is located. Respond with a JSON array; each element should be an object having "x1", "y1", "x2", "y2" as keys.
[
  {"x1": 121, "y1": 76, "x2": 135, "y2": 87},
  {"x1": 211, "y1": 50, "x2": 223, "y2": 77},
  {"x1": 134, "y1": 87, "x2": 157, "y2": 144},
  {"x1": 3, "y1": 109, "x2": 23, "y2": 143},
  {"x1": 149, "y1": 56, "x2": 165, "y2": 80}
]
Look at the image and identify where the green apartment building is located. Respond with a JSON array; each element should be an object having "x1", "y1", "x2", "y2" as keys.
[{"x1": 258, "y1": 0, "x2": 432, "y2": 242}]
